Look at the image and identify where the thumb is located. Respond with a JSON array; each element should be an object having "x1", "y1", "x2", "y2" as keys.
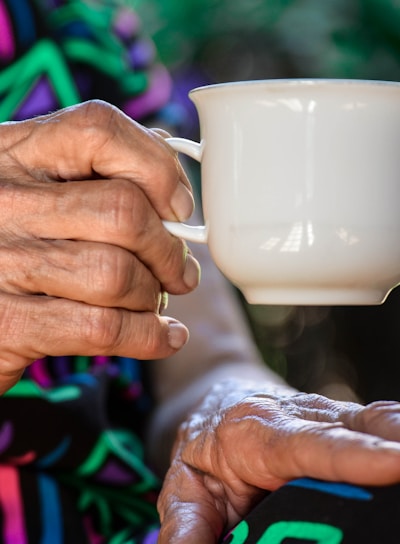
[
  {"x1": 158, "y1": 467, "x2": 225, "y2": 544},
  {"x1": 158, "y1": 505, "x2": 218, "y2": 544}
]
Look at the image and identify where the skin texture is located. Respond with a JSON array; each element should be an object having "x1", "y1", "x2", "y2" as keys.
[
  {"x1": 149, "y1": 242, "x2": 400, "y2": 544},
  {"x1": 158, "y1": 386, "x2": 400, "y2": 543},
  {"x1": 3, "y1": 100, "x2": 400, "y2": 544},
  {"x1": 0, "y1": 100, "x2": 200, "y2": 394}
]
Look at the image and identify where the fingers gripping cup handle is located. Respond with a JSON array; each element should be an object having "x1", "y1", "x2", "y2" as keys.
[{"x1": 163, "y1": 137, "x2": 208, "y2": 244}]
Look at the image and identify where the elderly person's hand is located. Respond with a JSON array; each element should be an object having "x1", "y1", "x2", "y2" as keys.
[
  {"x1": 0, "y1": 100, "x2": 200, "y2": 394},
  {"x1": 157, "y1": 381, "x2": 400, "y2": 543}
]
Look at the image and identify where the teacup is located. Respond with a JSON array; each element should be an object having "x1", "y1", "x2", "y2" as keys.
[{"x1": 163, "y1": 79, "x2": 400, "y2": 306}]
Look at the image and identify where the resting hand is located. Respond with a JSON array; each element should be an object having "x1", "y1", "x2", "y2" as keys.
[
  {"x1": 0, "y1": 100, "x2": 200, "y2": 393},
  {"x1": 158, "y1": 380, "x2": 400, "y2": 543}
]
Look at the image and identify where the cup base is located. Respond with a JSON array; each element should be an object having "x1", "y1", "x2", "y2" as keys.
[{"x1": 242, "y1": 287, "x2": 389, "y2": 306}]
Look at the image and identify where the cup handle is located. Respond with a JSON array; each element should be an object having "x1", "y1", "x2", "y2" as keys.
[{"x1": 163, "y1": 137, "x2": 207, "y2": 244}]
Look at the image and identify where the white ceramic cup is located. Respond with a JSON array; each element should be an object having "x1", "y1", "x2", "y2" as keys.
[{"x1": 163, "y1": 79, "x2": 400, "y2": 306}]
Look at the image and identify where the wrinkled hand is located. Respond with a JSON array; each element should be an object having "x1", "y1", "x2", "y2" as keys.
[
  {"x1": 0, "y1": 100, "x2": 200, "y2": 393},
  {"x1": 158, "y1": 380, "x2": 400, "y2": 543}
]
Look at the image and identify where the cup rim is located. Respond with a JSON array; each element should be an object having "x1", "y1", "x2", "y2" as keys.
[{"x1": 189, "y1": 78, "x2": 400, "y2": 97}]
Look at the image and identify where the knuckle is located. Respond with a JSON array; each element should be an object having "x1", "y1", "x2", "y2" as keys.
[
  {"x1": 81, "y1": 305, "x2": 123, "y2": 351},
  {"x1": 164, "y1": 237, "x2": 186, "y2": 270},
  {"x1": 152, "y1": 237, "x2": 188, "y2": 292},
  {"x1": 80, "y1": 306, "x2": 166, "y2": 358},
  {"x1": 75, "y1": 99, "x2": 116, "y2": 127},
  {"x1": 72, "y1": 100, "x2": 120, "y2": 148},
  {"x1": 101, "y1": 180, "x2": 150, "y2": 239},
  {"x1": 90, "y1": 247, "x2": 160, "y2": 311},
  {"x1": 128, "y1": 268, "x2": 161, "y2": 312},
  {"x1": 136, "y1": 314, "x2": 165, "y2": 358},
  {"x1": 90, "y1": 246, "x2": 130, "y2": 299}
]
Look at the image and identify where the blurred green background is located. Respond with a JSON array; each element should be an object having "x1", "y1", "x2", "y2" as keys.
[
  {"x1": 134, "y1": 0, "x2": 400, "y2": 404},
  {"x1": 136, "y1": 0, "x2": 400, "y2": 82}
]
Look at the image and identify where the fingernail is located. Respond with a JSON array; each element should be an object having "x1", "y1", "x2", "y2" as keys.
[
  {"x1": 183, "y1": 254, "x2": 201, "y2": 289},
  {"x1": 168, "y1": 320, "x2": 189, "y2": 349},
  {"x1": 171, "y1": 182, "x2": 194, "y2": 221}
]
